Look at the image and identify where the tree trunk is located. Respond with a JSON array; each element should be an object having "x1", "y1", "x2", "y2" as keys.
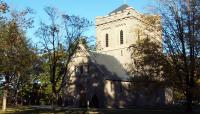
[
  {"x1": 2, "y1": 84, "x2": 8, "y2": 111},
  {"x1": 51, "y1": 92, "x2": 55, "y2": 109},
  {"x1": 14, "y1": 72, "x2": 20, "y2": 106},
  {"x1": 186, "y1": 88, "x2": 192, "y2": 112},
  {"x1": 14, "y1": 90, "x2": 19, "y2": 106},
  {"x1": 51, "y1": 88, "x2": 57, "y2": 109}
]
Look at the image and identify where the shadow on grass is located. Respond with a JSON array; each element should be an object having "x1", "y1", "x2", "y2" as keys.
[
  {"x1": 1, "y1": 106, "x2": 199, "y2": 114},
  {"x1": 3, "y1": 107, "x2": 99, "y2": 114}
]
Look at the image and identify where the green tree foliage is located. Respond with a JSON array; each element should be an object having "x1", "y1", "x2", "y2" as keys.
[
  {"x1": 128, "y1": 38, "x2": 166, "y2": 81},
  {"x1": 0, "y1": 7, "x2": 35, "y2": 110}
]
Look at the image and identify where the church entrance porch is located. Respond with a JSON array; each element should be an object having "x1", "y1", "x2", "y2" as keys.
[
  {"x1": 89, "y1": 94, "x2": 99, "y2": 108},
  {"x1": 79, "y1": 88, "x2": 87, "y2": 108}
]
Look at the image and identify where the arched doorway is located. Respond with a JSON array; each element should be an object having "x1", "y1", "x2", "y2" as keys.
[
  {"x1": 79, "y1": 85, "x2": 87, "y2": 107},
  {"x1": 90, "y1": 94, "x2": 99, "y2": 108}
]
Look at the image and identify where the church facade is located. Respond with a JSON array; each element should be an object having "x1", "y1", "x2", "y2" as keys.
[{"x1": 63, "y1": 4, "x2": 173, "y2": 108}]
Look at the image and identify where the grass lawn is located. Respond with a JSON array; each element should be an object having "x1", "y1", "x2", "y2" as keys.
[{"x1": 0, "y1": 106, "x2": 199, "y2": 114}]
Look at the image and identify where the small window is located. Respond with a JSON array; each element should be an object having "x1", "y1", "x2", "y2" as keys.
[
  {"x1": 80, "y1": 65, "x2": 84, "y2": 74},
  {"x1": 138, "y1": 30, "x2": 140, "y2": 40},
  {"x1": 76, "y1": 64, "x2": 89, "y2": 75},
  {"x1": 111, "y1": 81, "x2": 114, "y2": 92},
  {"x1": 105, "y1": 34, "x2": 109, "y2": 47},
  {"x1": 128, "y1": 83, "x2": 131, "y2": 90},
  {"x1": 119, "y1": 83, "x2": 123, "y2": 93},
  {"x1": 85, "y1": 64, "x2": 89, "y2": 74},
  {"x1": 120, "y1": 30, "x2": 123, "y2": 44},
  {"x1": 121, "y1": 50, "x2": 123, "y2": 56},
  {"x1": 146, "y1": 34, "x2": 149, "y2": 40}
]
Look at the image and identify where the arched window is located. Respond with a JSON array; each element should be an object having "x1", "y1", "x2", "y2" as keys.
[
  {"x1": 120, "y1": 30, "x2": 123, "y2": 44},
  {"x1": 105, "y1": 34, "x2": 109, "y2": 47},
  {"x1": 80, "y1": 65, "x2": 84, "y2": 74},
  {"x1": 137, "y1": 30, "x2": 140, "y2": 41}
]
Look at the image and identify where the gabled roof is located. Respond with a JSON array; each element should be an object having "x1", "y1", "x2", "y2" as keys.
[
  {"x1": 109, "y1": 4, "x2": 129, "y2": 15},
  {"x1": 89, "y1": 51, "x2": 131, "y2": 81}
]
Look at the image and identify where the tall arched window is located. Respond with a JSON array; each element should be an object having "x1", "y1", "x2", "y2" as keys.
[
  {"x1": 105, "y1": 34, "x2": 109, "y2": 47},
  {"x1": 120, "y1": 30, "x2": 123, "y2": 45}
]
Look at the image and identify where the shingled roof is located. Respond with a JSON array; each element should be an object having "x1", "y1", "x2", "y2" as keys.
[
  {"x1": 109, "y1": 4, "x2": 129, "y2": 15},
  {"x1": 89, "y1": 52, "x2": 131, "y2": 81}
]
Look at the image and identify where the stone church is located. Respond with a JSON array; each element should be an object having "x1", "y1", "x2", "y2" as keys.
[{"x1": 63, "y1": 4, "x2": 173, "y2": 108}]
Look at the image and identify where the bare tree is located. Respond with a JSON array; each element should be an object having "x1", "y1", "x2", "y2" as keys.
[
  {"x1": 156, "y1": 0, "x2": 200, "y2": 111},
  {"x1": 0, "y1": 0, "x2": 8, "y2": 13},
  {"x1": 36, "y1": 7, "x2": 91, "y2": 107},
  {"x1": 128, "y1": 0, "x2": 200, "y2": 111}
]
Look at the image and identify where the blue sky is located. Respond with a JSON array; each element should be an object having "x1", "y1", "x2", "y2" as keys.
[{"x1": 6, "y1": 0, "x2": 157, "y2": 44}]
